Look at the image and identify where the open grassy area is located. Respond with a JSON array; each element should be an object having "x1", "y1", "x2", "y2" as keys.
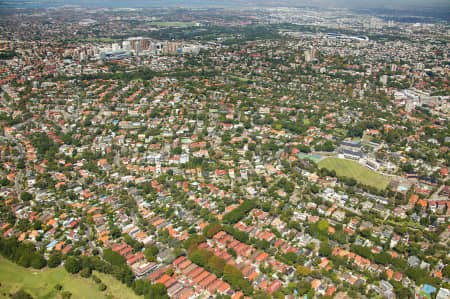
[
  {"x1": 0, "y1": 256, "x2": 141, "y2": 299},
  {"x1": 318, "y1": 157, "x2": 390, "y2": 189},
  {"x1": 94, "y1": 271, "x2": 142, "y2": 299},
  {"x1": 297, "y1": 152, "x2": 323, "y2": 163},
  {"x1": 229, "y1": 75, "x2": 250, "y2": 82}
]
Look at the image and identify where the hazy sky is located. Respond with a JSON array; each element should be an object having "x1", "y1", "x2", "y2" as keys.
[
  {"x1": 234, "y1": 0, "x2": 450, "y2": 9},
  {"x1": 3, "y1": 0, "x2": 450, "y2": 11}
]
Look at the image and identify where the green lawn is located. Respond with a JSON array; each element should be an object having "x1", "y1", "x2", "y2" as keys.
[
  {"x1": 297, "y1": 153, "x2": 323, "y2": 163},
  {"x1": 94, "y1": 271, "x2": 142, "y2": 299},
  {"x1": 0, "y1": 256, "x2": 141, "y2": 299},
  {"x1": 318, "y1": 157, "x2": 390, "y2": 189},
  {"x1": 229, "y1": 75, "x2": 248, "y2": 81}
]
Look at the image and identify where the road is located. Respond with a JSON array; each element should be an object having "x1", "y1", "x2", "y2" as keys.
[
  {"x1": 430, "y1": 178, "x2": 448, "y2": 200},
  {"x1": 86, "y1": 224, "x2": 101, "y2": 254},
  {"x1": 114, "y1": 151, "x2": 120, "y2": 168},
  {"x1": 4, "y1": 136, "x2": 25, "y2": 194},
  {"x1": 337, "y1": 203, "x2": 363, "y2": 217}
]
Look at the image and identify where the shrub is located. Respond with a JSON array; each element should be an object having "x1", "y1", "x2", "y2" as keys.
[
  {"x1": 80, "y1": 268, "x2": 92, "y2": 278},
  {"x1": 92, "y1": 275, "x2": 102, "y2": 284},
  {"x1": 54, "y1": 284, "x2": 63, "y2": 291},
  {"x1": 11, "y1": 290, "x2": 33, "y2": 299},
  {"x1": 98, "y1": 283, "x2": 107, "y2": 291}
]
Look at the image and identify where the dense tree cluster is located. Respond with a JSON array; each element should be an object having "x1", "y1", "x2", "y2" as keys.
[
  {"x1": 0, "y1": 50, "x2": 17, "y2": 60},
  {"x1": 102, "y1": 248, "x2": 126, "y2": 266},
  {"x1": 203, "y1": 223, "x2": 223, "y2": 238},
  {"x1": 123, "y1": 234, "x2": 144, "y2": 251},
  {"x1": 30, "y1": 132, "x2": 59, "y2": 157},
  {"x1": 64, "y1": 253, "x2": 168, "y2": 298},
  {"x1": 0, "y1": 237, "x2": 168, "y2": 298},
  {"x1": 0, "y1": 237, "x2": 46, "y2": 269},
  {"x1": 222, "y1": 200, "x2": 256, "y2": 224},
  {"x1": 144, "y1": 245, "x2": 159, "y2": 262}
]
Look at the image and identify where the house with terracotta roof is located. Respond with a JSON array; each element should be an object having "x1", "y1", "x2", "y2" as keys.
[
  {"x1": 126, "y1": 252, "x2": 145, "y2": 266},
  {"x1": 326, "y1": 286, "x2": 337, "y2": 296},
  {"x1": 266, "y1": 280, "x2": 282, "y2": 295}
]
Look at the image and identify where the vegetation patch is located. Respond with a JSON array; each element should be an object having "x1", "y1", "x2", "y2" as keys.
[
  {"x1": 318, "y1": 157, "x2": 390, "y2": 189},
  {"x1": 0, "y1": 256, "x2": 141, "y2": 299},
  {"x1": 150, "y1": 21, "x2": 196, "y2": 27}
]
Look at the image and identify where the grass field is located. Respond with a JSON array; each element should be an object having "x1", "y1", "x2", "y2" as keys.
[
  {"x1": 318, "y1": 157, "x2": 390, "y2": 189},
  {"x1": 0, "y1": 256, "x2": 141, "y2": 299},
  {"x1": 229, "y1": 75, "x2": 250, "y2": 82},
  {"x1": 297, "y1": 152, "x2": 323, "y2": 163}
]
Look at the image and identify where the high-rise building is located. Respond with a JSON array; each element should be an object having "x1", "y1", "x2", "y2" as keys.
[
  {"x1": 305, "y1": 46, "x2": 314, "y2": 63},
  {"x1": 122, "y1": 40, "x2": 131, "y2": 51}
]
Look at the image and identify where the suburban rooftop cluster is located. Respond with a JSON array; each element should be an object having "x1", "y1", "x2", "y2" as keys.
[{"x1": 0, "y1": 5, "x2": 449, "y2": 299}]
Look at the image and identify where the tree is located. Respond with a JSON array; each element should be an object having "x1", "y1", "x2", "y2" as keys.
[
  {"x1": 222, "y1": 201, "x2": 256, "y2": 224},
  {"x1": 103, "y1": 248, "x2": 126, "y2": 266},
  {"x1": 395, "y1": 287, "x2": 411, "y2": 298},
  {"x1": 296, "y1": 265, "x2": 311, "y2": 277},
  {"x1": 308, "y1": 220, "x2": 329, "y2": 240},
  {"x1": 283, "y1": 252, "x2": 297, "y2": 265},
  {"x1": 64, "y1": 257, "x2": 81, "y2": 274},
  {"x1": 360, "y1": 228, "x2": 372, "y2": 238},
  {"x1": 314, "y1": 140, "x2": 335, "y2": 152},
  {"x1": 92, "y1": 275, "x2": 102, "y2": 284},
  {"x1": 319, "y1": 242, "x2": 332, "y2": 257},
  {"x1": 110, "y1": 226, "x2": 121, "y2": 239},
  {"x1": 54, "y1": 284, "x2": 63, "y2": 291},
  {"x1": 11, "y1": 290, "x2": 33, "y2": 299},
  {"x1": 20, "y1": 192, "x2": 33, "y2": 202},
  {"x1": 17, "y1": 255, "x2": 31, "y2": 268},
  {"x1": 123, "y1": 234, "x2": 143, "y2": 251},
  {"x1": 17, "y1": 159, "x2": 25, "y2": 169},
  {"x1": 0, "y1": 177, "x2": 11, "y2": 186},
  {"x1": 147, "y1": 283, "x2": 167, "y2": 298},
  {"x1": 48, "y1": 254, "x2": 62, "y2": 268},
  {"x1": 184, "y1": 234, "x2": 205, "y2": 252},
  {"x1": 31, "y1": 255, "x2": 46, "y2": 269},
  {"x1": 406, "y1": 267, "x2": 429, "y2": 285},
  {"x1": 227, "y1": 248, "x2": 237, "y2": 260},
  {"x1": 374, "y1": 252, "x2": 392, "y2": 266},
  {"x1": 310, "y1": 185, "x2": 320, "y2": 194},
  {"x1": 253, "y1": 290, "x2": 271, "y2": 299},
  {"x1": 223, "y1": 264, "x2": 253, "y2": 295},
  {"x1": 207, "y1": 255, "x2": 226, "y2": 276},
  {"x1": 144, "y1": 245, "x2": 159, "y2": 261},
  {"x1": 166, "y1": 267, "x2": 174, "y2": 276},
  {"x1": 392, "y1": 258, "x2": 407, "y2": 272},
  {"x1": 98, "y1": 283, "x2": 107, "y2": 291},
  {"x1": 80, "y1": 267, "x2": 92, "y2": 278},
  {"x1": 296, "y1": 280, "x2": 312, "y2": 295},
  {"x1": 204, "y1": 223, "x2": 222, "y2": 238},
  {"x1": 189, "y1": 249, "x2": 212, "y2": 267},
  {"x1": 443, "y1": 264, "x2": 450, "y2": 278}
]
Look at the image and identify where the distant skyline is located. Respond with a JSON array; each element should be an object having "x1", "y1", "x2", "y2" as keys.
[
  {"x1": 1, "y1": 0, "x2": 449, "y2": 11},
  {"x1": 228, "y1": 0, "x2": 450, "y2": 9}
]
